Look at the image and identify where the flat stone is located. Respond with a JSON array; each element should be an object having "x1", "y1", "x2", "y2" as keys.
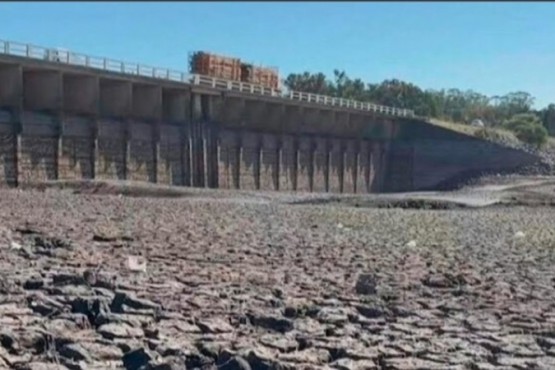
[
  {"x1": 97, "y1": 323, "x2": 144, "y2": 340},
  {"x1": 197, "y1": 318, "x2": 234, "y2": 334}
]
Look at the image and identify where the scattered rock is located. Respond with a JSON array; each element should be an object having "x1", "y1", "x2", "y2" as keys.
[
  {"x1": 197, "y1": 318, "x2": 234, "y2": 334},
  {"x1": 355, "y1": 273, "x2": 377, "y2": 295},
  {"x1": 247, "y1": 313, "x2": 294, "y2": 333},
  {"x1": 122, "y1": 347, "x2": 152, "y2": 370},
  {"x1": 97, "y1": 323, "x2": 144, "y2": 340}
]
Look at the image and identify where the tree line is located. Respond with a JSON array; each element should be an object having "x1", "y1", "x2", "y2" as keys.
[{"x1": 283, "y1": 70, "x2": 555, "y2": 146}]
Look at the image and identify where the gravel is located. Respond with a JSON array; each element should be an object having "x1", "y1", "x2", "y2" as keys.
[{"x1": 1, "y1": 183, "x2": 555, "y2": 369}]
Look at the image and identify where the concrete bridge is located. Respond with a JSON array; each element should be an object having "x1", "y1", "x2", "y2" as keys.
[{"x1": 0, "y1": 40, "x2": 539, "y2": 193}]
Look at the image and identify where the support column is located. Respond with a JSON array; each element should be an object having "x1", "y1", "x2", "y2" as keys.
[
  {"x1": 313, "y1": 137, "x2": 328, "y2": 193},
  {"x1": 260, "y1": 133, "x2": 279, "y2": 191},
  {"x1": 239, "y1": 131, "x2": 260, "y2": 190},
  {"x1": 329, "y1": 138, "x2": 344, "y2": 193},
  {"x1": 0, "y1": 64, "x2": 22, "y2": 187},
  {"x1": 280, "y1": 135, "x2": 297, "y2": 191}
]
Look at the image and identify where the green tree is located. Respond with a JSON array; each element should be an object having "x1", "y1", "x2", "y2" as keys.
[
  {"x1": 541, "y1": 103, "x2": 555, "y2": 135},
  {"x1": 503, "y1": 113, "x2": 548, "y2": 147}
]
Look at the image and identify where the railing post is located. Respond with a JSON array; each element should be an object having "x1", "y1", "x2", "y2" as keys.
[
  {"x1": 166, "y1": 69, "x2": 170, "y2": 79},
  {"x1": 4, "y1": 41, "x2": 8, "y2": 54},
  {"x1": 103, "y1": 59, "x2": 107, "y2": 70},
  {"x1": 136, "y1": 64, "x2": 140, "y2": 75},
  {"x1": 85, "y1": 56, "x2": 90, "y2": 67},
  {"x1": 26, "y1": 44, "x2": 30, "y2": 57}
]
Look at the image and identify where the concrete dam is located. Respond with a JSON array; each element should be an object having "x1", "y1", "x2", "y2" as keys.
[{"x1": 0, "y1": 40, "x2": 540, "y2": 193}]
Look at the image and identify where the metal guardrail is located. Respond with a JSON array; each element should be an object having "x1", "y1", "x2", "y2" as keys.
[{"x1": 0, "y1": 39, "x2": 414, "y2": 118}]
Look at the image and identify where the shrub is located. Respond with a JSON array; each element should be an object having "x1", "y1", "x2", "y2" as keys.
[{"x1": 503, "y1": 114, "x2": 548, "y2": 148}]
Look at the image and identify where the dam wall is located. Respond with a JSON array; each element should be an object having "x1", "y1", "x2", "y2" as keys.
[{"x1": 0, "y1": 53, "x2": 540, "y2": 193}]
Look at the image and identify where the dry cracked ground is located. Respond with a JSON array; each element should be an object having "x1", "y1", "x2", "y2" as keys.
[{"x1": 1, "y1": 182, "x2": 555, "y2": 370}]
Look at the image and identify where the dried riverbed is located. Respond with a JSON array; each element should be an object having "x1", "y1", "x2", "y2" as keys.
[{"x1": 1, "y1": 182, "x2": 555, "y2": 370}]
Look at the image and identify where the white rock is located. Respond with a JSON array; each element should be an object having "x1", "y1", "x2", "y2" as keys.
[
  {"x1": 127, "y1": 256, "x2": 147, "y2": 273},
  {"x1": 514, "y1": 231, "x2": 526, "y2": 239},
  {"x1": 10, "y1": 241, "x2": 22, "y2": 250},
  {"x1": 337, "y1": 223, "x2": 344, "y2": 229},
  {"x1": 405, "y1": 240, "x2": 417, "y2": 248}
]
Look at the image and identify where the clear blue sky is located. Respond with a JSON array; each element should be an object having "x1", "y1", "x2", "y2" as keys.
[{"x1": 2, "y1": 2, "x2": 555, "y2": 108}]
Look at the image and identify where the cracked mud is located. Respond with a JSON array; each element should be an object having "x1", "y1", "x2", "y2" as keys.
[{"x1": 1, "y1": 182, "x2": 555, "y2": 370}]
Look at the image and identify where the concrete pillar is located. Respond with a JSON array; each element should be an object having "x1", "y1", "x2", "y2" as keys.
[
  {"x1": 158, "y1": 124, "x2": 184, "y2": 186},
  {"x1": 217, "y1": 129, "x2": 240, "y2": 189},
  {"x1": 127, "y1": 120, "x2": 156, "y2": 183},
  {"x1": 279, "y1": 135, "x2": 297, "y2": 191},
  {"x1": 297, "y1": 136, "x2": 313, "y2": 192},
  {"x1": 19, "y1": 69, "x2": 61, "y2": 185},
  {"x1": 313, "y1": 137, "x2": 329, "y2": 193},
  {"x1": 370, "y1": 141, "x2": 389, "y2": 192},
  {"x1": 329, "y1": 139, "x2": 344, "y2": 193},
  {"x1": 97, "y1": 79, "x2": 131, "y2": 181},
  {"x1": 95, "y1": 119, "x2": 126, "y2": 180},
  {"x1": 58, "y1": 116, "x2": 94, "y2": 180},
  {"x1": 0, "y1": 64, "x2": 21, "y2": 187},
  {"x1": 0, "y1": 111, "x2": 18, "y2": 187},
  {"x1": 344, "y1": 140, "x2": 357, "y2": 194},
  {"x1": 260, "y1": 133, "x2": 279, "y2": 191},
  {"x1": 18, "y1": 112, "x2": 59, "y2": 185},
  {"x1": 190, "y1": 93, "x2": 205, "y2": 187},
  {"x1": 203, "y1": 96, "x2": 220, "y2": 189},
  {"x1": 128, "y1": 83, "x2": 161, "y2": 184},
  {"x1": 162, "y1": 88, "x2": 190, "y2": 186},
  {"x1": 239, "y1": 131, "x2": 260, "y2": 190},
  {"x1": 357, "y1": 141, "x2": 371, "y2": 193},
  {"x1": 59, "y1": 74, "x2": 97, "y2": 182}
]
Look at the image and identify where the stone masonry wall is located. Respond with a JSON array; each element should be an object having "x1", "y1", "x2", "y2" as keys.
[
  {"x1": 95, "y1": 120, "x2": 126, "y2": 181},
  {"x1": 0, "y1": 116, "x2": 540, "y2": 193},
  {"x1": 127, "y1": 122, "x2": 155, "y2": 183},
  {"x1": 58, "y1": 117, "x2": 93, "y2": 180},
  {"x1": 0, "y1": 128, "x2": 16, "y2": 187}
]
